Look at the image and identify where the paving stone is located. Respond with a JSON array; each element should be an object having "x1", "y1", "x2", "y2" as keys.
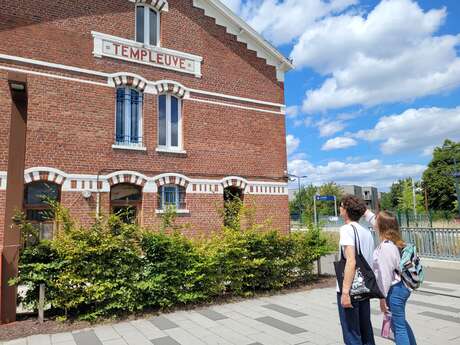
[
  {"x1": 130, "y1": 319, "x2": 166, "y2": 340},
  {"x1": 262, "y1": 303, "x2": 307, "y2": 318},
  {"x1": 255, "y1": 316, "x2": 307, "y2": 335},
  {"x1": 150, "y1": 336, "x2": 180, "y2": 345},
  {"x1": 72, "y1": 330, "x2": 102, "y2": 345},
  {"x1": 164, "y1": 328, "x2": 205, "y2": 345},
  {"x1": 51, "y1": 332, "x2": 74, "y2": 344},
  {"x1": 94, "y1": 326, "x2": 121, "y2": 341},
  {"x1": 101, "y1": 339, "x2": 127, "y2": 345},
  {"x1": 196, "y1": 309, "x2": 228, "y2": 321},
  {"x1": 419, "y1": 311, "x2": 460, "y2": 324},
  {"x1": 409, "y1": 300, "x2": 460, "y2": 313},
  {"x1": 27, "y1": 334, "x2": 51, "y2": 345},
  {"x1": 150, "y1": 316, "x2": 178, "y2": 331},
  {"x1": 4, "y1": 339, "x2": 27, "y2": 345}
]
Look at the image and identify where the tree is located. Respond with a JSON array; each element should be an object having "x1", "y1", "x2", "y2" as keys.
[
  {"x1": 397, "y1": 179, "x2": 424, "y2": 213},
  {"x1": 422, "y1": 139, "x2": 460, "y2": 212},
  {"x1": 317, "y1": 182, "x2": 344, "y2": 217},
  {"x1": 289, "y1": 182, "x2": 344, "y2": 224},
  {"x1": 379, "y1": 192, "x2": 393, "y2": 211},
  {"x1": 289, "y1": 184, "x2": 317, "y2": 224}
]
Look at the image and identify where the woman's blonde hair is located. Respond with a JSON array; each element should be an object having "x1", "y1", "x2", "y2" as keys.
[{"x1": 376, "y1": 211, "x2": 405, "y2": 248}]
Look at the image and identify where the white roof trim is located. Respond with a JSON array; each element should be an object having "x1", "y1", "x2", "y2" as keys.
[{"x1": 192, "y1": 0, "x2": 294, "y2": 82}]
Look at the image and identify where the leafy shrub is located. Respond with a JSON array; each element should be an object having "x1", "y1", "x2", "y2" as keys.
[{"x1": 13, "y1": 204, "x2": 334, "y2": 321}]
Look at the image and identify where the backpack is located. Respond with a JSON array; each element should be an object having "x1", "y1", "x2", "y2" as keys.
[{"x1": 399, "y1": 244, "x2": 424, "y2": 290}]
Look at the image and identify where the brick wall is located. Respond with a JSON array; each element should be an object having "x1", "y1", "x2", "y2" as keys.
[
  {"x1": 19, "y1": 75, "x2": 287, "y2": 179},
  {"x1": 0, "y1": 0, "x2": 284, "y2": 103},
  {"x1": 0, "y1": 0, "x2": 290, "y2": 238}
]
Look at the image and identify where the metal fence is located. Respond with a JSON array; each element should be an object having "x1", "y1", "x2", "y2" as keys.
[{"x1": 371, "y1": 227, "x2": 460, "y2": 261}]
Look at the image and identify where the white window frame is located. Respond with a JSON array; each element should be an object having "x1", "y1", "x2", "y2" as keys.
[
  {"x1": 113, "y1": 87, "x2": 144, "y2": 149},
  {"x1": 157, "y1": 185, "x2": 188, "y2": 212},
  {"x1": 135, "y1": 4, "x2": 160, "y2": 47},
  {"x1": 157, "y1": 94, "x2": 183, "y2": 152}
]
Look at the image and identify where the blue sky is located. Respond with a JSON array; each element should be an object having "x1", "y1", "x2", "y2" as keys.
[{"x1": 222, "y1": 0, "x2": 460, "y2": 190}]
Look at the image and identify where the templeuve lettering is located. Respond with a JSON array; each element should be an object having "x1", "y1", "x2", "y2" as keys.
[{"x1": 113, "y1": 43, "x2": 187, "y2": 69}]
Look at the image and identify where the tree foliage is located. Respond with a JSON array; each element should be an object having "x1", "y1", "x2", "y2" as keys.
[
  {"x1": 13, "y1": 203, "x2": 335, "y2": 321},
  {"x1": 422, "y1": 139, "x2": 460, "y2": 212},
  {"x1": 289, "y1": 182, "x2": 343, "y2": 224}
]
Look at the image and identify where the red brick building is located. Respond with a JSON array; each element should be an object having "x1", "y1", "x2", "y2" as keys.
[{"x1": 0, "y1": 0, "x2": 293, "y2": 243}]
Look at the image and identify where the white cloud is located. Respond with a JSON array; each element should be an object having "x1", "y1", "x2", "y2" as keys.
[
  {"x1": 356, "y1": 106, "x2": 460, "y2": 154},
  {"x1": 290, "y1": 0, "x2": 460, "y2": 112},
  {"x1": 285, "y1": 105, "x2": 300, "y2": 118},
  {"x1": 224, "y1": 0, "x2": 358, "y2": 46},
  {"x1": 286, "y1": 134, "x2": 300, "y2": 156},
  {"x1": 288, "y1": 158, "x2": 425, "y2": 188},
  {"x1": 317, "y1": 119, "x2": 346, "y2": 137},
  {"x1": 322, "y1": 137, "x2": 357, "y2": 151}
]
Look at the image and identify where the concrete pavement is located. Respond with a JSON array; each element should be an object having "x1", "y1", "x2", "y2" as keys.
[{"x1": 3, "y1": 278, "x2": 459, "y2": 345}]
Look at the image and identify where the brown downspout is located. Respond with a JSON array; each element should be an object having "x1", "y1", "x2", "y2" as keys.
[{"x1": 0, "y1": 72, "x2": 28, "y2": 324}]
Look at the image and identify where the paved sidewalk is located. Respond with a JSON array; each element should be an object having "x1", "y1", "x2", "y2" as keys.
[{"x1": 3, "y1": 280, "x2": 459, "y2": 345}]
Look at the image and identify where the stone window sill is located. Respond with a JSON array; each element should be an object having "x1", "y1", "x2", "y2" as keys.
[
  {"x1": 156, "y1": 147, "x2": 187, "y2": 155},
  {"x1": 112, "y1": 144, "x2": 147, "y2": 151},
  {"x1": 155, "y1": 209, "x2": 190, "y2": 214}
]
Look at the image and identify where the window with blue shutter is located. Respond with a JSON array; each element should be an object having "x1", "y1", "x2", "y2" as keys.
[
  {"x1": 115, "y1": 88, "x2": 143, "y2": 146},
  {"x1": 158, "y1": 185, "x2": 186, "y2": 210}
]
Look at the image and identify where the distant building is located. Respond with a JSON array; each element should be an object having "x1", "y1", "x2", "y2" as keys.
[{"x1": 341, "y1": 185, "x2": 379, "y2": 211}]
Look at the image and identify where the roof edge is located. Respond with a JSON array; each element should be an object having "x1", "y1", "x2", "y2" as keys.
[{"x1": 193, "y1": 0, "x2": 294, "y2": 82}]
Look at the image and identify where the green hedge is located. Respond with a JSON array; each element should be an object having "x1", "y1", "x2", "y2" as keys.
[{"x1": 13, "y1": 208, "x2": 334, "y2": 321}]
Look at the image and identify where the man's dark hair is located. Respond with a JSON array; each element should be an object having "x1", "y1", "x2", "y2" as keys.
[{"x1": 341, "y1": 195, "x2": 367, "y2": 222}]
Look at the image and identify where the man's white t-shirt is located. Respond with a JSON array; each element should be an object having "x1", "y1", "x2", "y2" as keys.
[{"x1": 336, "y1": 221, "x2": 375, "y2": 292}]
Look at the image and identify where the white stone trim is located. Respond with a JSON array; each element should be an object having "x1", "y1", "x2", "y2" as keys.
[
  {"x1": 0, "y1": 65, "x2": 109, "y2": 88},
  {"x1": 192, "y1": 0, "x2": 293, "y2": 82},
  {"x1": 112, "y1": 144, "x2": 147, "y2": 151},
  {"x1": 0, "y1": 54, "x2": 285, "y2": 111},
  {"x1": 155, "y1": 147, "x2": 187, "y2": 154},
  {"x1": 0, "y1": 172, "x2": 7, "y2": 190},
  {"x1": 155, "y1": 209, "x2": 190, "y2": 214},
  {"x1": 0, "y1": 170, "x2": 287, "y2": 195},
  {"x1": 92, "y1": 31, "x2": 203, "y2": 77},
  {"x1": 129, "y1": 0, "x2": 169, "y2": 12},
  {"x1": 188, "y1": 97, "x2": 284, "y2": 115}
]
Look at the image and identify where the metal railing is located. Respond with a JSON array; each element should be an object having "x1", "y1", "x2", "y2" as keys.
[{"x1": 372, "y1": 227, "x2": 460, "y2": 261}]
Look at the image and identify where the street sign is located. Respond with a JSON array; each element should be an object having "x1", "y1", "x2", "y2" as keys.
[
  {"x1": 315, "y1": 195, "x2": 335, "y2": 201},
  {"x1": 453, "y1": 172, "x2": 460, "y2": 178}
]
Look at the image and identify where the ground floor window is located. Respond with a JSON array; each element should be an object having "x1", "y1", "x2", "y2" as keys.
[
  {"x1": 24, "y1": 181, "x2": 60, "y2": 240},
  {"x1": 158, "y1": 185, "x2": 186, "y2": 210},
  {"x1": 110, "y1": 183, "x2": 142, "y2": 223}
]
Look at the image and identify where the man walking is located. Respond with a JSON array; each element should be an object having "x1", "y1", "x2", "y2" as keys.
[{"x1": 337, "y1": 195, "x2": 376, "y2": 345}]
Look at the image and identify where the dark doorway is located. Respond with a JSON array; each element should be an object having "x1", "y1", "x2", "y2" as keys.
[
  {"x1": 110, "y1": 184, "x2": 142, "y2": 224},
  {"x1": 223, "y1": 186, "x2": 243, "y2": 229}
]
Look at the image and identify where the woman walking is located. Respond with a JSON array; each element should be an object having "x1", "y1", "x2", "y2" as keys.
[{"x1": 367, "y1": 210, "x2": 417, "y2": 345}]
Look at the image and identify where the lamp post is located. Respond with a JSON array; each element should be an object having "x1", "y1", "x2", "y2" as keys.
[{"x1": 288, "y1": 174, "x2": 307, "y2": 226}]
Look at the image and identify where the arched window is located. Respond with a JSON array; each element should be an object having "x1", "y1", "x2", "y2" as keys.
[
  {"x1": 110, "y1": 184, "x2": 142, "y2": 224},
  {"x1": 136, "y1": 5, "x2": 159, "y2": 46},
  {"x1": 116, "y1": 87, "x2": 143, "y2": 146},
  {"x1": 158, "y1": 94, "x2": 182, "y2": 150},
  {"x1": 24, "y1": 181, "x2": 60, "y2": 240},
  {"x1": 158, "y1": 185, "x2": 186, "y2": 210}
]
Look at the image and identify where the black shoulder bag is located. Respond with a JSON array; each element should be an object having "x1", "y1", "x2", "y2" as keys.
[{"x1": 334, "y1": 224, "x2": 384, "y2": 301}]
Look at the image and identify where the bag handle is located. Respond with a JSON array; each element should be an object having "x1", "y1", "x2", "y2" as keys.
[
  {"x1": 351, "y1": 224, "x2": 362, "y2": 256},
  {"x1": 340, "y1": 223, "x2": 362, "y2": 259}
]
